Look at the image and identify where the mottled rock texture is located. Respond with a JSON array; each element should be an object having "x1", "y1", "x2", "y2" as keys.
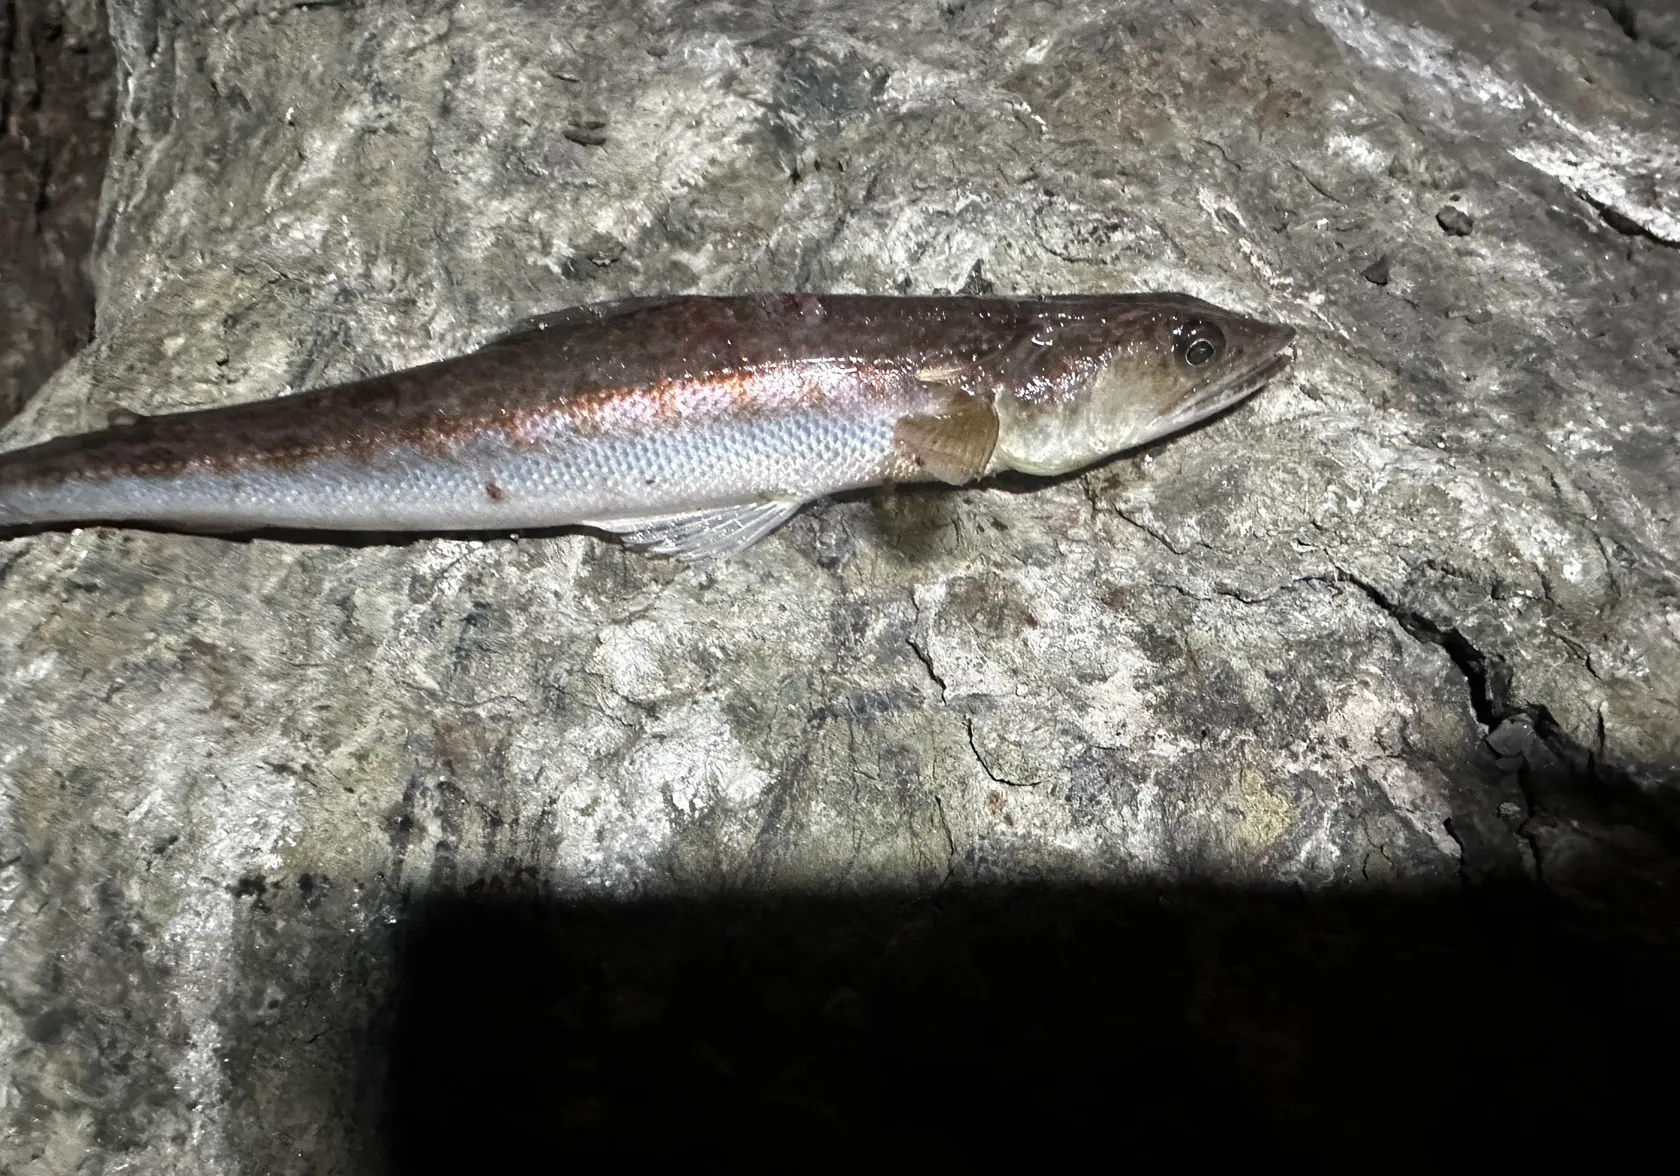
[
  {"x1": 0, "y1": 0, "x2": 113, "y2": 423},
  {"x1": 1, "y1": 0, "x2": 1677, "y2": 1171}
]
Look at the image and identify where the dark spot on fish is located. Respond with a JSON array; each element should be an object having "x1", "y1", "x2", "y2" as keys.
[
  {"x1": 485, "y1": 481, "x2": 507, "y2": 503},
  {"x1": 564, "y1": 127, "x2": 608, "y2": 147},
  {"x1": 232, "y1": 874, "x2": 267, "y2": 899},
  {"x1": 1361, "y1": 255, "x2": 1391, "y2": 285}
]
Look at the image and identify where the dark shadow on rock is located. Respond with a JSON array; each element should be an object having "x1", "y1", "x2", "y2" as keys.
[
  {"x1": 214, "y1": 870, "x2": 398, "y2": 1174},
  {"x1": 202, "y1": 646, "x2": 1680, "y2": 1174},
  {"x1": 0, "y1": 0, "x2": 116, "y2": 424},
  {"x1": 371, "y1": 875, "x2": 1677, "y2": 1172}
]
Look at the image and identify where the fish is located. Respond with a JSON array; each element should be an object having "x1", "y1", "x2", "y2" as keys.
[{"x1": 0, "y1": 293, "x2": 1295, "y2": 561}]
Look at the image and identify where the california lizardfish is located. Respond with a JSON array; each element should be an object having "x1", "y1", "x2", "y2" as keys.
[{"x1": 0, "y1": 294, "x2": 1294, "y2": 561}]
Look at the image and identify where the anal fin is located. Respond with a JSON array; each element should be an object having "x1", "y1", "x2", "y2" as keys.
[{"x1": 588, "y1": 499, "x2": 806, "y2": 563}]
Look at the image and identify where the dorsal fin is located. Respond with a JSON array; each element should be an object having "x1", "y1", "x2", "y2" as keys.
[{"x1": 483, "y1": 297, "x2": 685, "y2": 347}]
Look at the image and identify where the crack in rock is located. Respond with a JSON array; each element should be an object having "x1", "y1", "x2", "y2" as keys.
[
  {"x1": 964, "y1": 714, "x2": 1031, "y2": 789},
  {"x1": 1576, "y1": 186, "x2": 1680, "y2": 251},
  {"x1": 906, "y1": 632, "x2": 946, "y2": 695},
  {"x1": 1319, "y1": 570, "x2": 1502, "y2": 728}
]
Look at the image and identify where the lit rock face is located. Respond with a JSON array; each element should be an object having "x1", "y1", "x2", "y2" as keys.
[{"x1": 1, "y1": 1, "x2": 1676, "y2": 1169}]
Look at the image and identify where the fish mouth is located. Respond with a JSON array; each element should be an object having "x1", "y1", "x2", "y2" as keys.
[{"x1": 1161, "y1": 340, "x2": 1295, "y2": 430}]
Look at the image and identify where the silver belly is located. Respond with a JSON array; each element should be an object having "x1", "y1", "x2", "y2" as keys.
[{"x1": 0, "y1": 408, "x2": 903, "y2": 532}]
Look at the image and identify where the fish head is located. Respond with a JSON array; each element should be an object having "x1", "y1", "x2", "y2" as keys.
[{"x1": 990, "y1": 294, "x2": 1296, "y2": 476}]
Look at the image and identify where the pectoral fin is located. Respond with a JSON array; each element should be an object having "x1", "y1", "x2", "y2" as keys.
[
  {"x1": 893, "y1": 374, "x2": 999, "y2": 485},
  {"x1": 587, "y1": 499, "x2": 806, "y2": 562}
]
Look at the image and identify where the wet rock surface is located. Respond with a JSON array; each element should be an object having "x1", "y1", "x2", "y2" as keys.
[{"x1": 1, "y1": 0, "x2": 1676, "y2": 1170}]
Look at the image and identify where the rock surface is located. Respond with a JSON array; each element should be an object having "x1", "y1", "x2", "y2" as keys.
[
  {"x1": 0, "y1": 0, "x2": 113, "y2": 423},
  {"x1": 1, "y1": 0, "x2": 1677, "y2": 1170}
]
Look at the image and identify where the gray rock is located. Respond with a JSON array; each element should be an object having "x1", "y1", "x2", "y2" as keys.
[
  {"x1": 1, "y1": 0, "x2": 1677, "y2": 1169},
  {"x1": 0, "y1": 0, "x2": 114, "y2": 424},
  {"x1": 1610, "y1": 2, "x2": 1680, "y2": 58},
  {"x1": 1486, "y1": 715, "x2": 1537, "y2": 758},
  {"x1": 1436, "y1": 203, "x2": 1474, "y2": 236}
]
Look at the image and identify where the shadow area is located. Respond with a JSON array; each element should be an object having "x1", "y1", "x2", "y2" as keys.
[{"x1": 377, "y1": 880, "x2": 1677, "y2": 1170}]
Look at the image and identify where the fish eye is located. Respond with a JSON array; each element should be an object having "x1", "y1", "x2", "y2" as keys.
[{"x1": 1174, "y1": 320, "x2": 1226, "y2": 367}]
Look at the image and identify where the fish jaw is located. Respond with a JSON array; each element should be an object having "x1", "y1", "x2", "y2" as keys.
[
  {"x1": 991, "y1": 299, "x2": 1296, "y2": 476},
  {"x1": 1135, "y1": 324, "x2": 1296, "y2": 442}
]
